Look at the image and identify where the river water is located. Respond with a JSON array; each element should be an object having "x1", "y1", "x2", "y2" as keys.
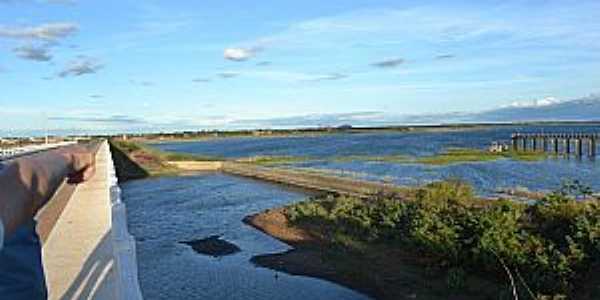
[
  {"x1": 122, "y1": 174, "x2": 369, "y2": 300},
  {"x1": 125, "y1": 125, "x2": 600, "y2": 299}
]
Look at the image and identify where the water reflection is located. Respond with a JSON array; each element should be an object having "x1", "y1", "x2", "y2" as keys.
[{"x1": 122, "y1": 173, "x2": 369, "y2": 300}]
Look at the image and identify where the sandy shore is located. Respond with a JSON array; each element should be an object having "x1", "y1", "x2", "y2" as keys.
[{"x1": 243, "y1": 209, "x2": 505, "y2": 300}]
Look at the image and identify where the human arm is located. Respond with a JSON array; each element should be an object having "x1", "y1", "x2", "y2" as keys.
[{"x1": 0, "y1": 145, "x2": 95, "y2": 243}]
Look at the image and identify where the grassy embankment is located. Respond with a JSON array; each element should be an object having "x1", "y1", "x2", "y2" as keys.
[
  {"x1": 246, "y1": 180, "x2": 600, "y2": 299},
  {"x1": 109, "y1": 140, "x2": 222, "y2": 181}
]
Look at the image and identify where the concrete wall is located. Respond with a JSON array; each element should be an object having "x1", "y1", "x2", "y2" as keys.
[{"x1": 41, "y1": 141, "x2": 143, "y2": 300}]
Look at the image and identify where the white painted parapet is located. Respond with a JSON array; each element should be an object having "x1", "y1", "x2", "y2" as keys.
[
  {"x1": 0, "y1": 141, "x2": 77, "y2": 160},
  {"x1": 106, "y1": 142, "x2": 143, "y2": 300},
  {"x1": 42, "y1": 140, "x2": 143, "y2": 299}
]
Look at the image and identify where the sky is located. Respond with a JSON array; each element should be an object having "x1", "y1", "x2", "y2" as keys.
[{"x1": 1, "y1": 0, "x2": 600, "y2": 135}]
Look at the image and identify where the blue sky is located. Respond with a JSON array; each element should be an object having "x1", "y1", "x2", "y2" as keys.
[{"x1": 1, "y1": 0, "x2": 599, "y2": 135}]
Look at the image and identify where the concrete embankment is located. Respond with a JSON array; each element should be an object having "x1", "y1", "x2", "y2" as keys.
[
  {"x1": 166, "y1": 161, "x2": 223, "y2": 171},
  {"x1": 168, "y1": 160, "x2": 404, "y2": 197}
]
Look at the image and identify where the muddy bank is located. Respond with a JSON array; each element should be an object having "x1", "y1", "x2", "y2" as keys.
[{"x1": 243, "y1": 209, "x2": 504, "y2": 300}]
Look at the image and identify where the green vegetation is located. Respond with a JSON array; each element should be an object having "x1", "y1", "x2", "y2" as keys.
[
  {"x1": 285, "y1": 180, "x2": 600, "y2": 298},
  {"x1": 238, "y1": 155, "x2": 312, "y2": 166},
  {"x1": 332, "y1": 154, "x2": 411, "y2": 163},
  {"x1": 417, "y1": 148, "x2": 550, "y2": 165},
  {"x1": 238, "y1": 148, "x2": 550, "y2": 167}
]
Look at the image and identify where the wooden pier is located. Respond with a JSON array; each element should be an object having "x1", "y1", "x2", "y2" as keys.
[{"x1": 511, "y1": 133, "x2": 598, "y2": 157}]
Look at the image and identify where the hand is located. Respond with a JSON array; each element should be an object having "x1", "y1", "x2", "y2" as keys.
[{"x1": 57, "y1": 145, "x2": 96, "y2": 184}]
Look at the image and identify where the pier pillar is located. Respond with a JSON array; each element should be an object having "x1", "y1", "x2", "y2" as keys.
[
  {"x1": 576, "y1": 139, "x2": 583, "y2": 157},
  {"x1": 542, "y1": 138, "x2": 548, "y2": 153},
  {"x1": 511, "y1": 136, "x2": 518, "y2": 151},
  {"x1": 554, "y1": 138, "x2": 559, "y2": 154},
  {"x1": 522, "y1": 137, "x2": 527, "y2": 151},
  {"x1": 565, "y1": 138, "x2": 571, "y2": 154},
  {"x1": 590, "y1": 138, "x2": 597, "y2": 157},
  {"x1": 532, "y1": 138, "x2": 538, "y2": 152}
]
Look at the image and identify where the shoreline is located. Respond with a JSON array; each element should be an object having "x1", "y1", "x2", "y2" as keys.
[
  {"x1": 131, "y1": 121, "x2": 600, "y2": 145},
  {"x1": 243, "y1": 209, "x2": 504, "y2": 300}
]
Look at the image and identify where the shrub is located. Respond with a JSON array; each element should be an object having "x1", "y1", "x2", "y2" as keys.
[{"x1": 284, "y1": 179, "x2": 600, "y2": 297}]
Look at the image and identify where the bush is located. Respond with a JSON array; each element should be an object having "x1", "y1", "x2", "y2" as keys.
[{"x1": 285, "y1": 180, "x2": 600, "y2": 297}]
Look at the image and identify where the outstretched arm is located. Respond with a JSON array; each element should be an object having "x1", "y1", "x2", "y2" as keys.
[{"x1": 0, "y1": 145, "x2": 96, "y2": 242}]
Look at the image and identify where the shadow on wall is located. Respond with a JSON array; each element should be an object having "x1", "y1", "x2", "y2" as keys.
[
  {"x1": 108, "y1": 141, "x2": 149, "y2": 183},
  {"x1": 59, "y1": 231, "x2": 114, "y2": 300}
]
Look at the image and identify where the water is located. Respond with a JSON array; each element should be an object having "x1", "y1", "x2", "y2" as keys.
[
  {"x1": 122, "y1": 174, "x2": 369, "y2": 300},
  {"x1": 154, "y1": 125, "x2": 600, "y2": 195},
  {"x1": 126, "y1": 125, "x2": 600, "y2": 299}
]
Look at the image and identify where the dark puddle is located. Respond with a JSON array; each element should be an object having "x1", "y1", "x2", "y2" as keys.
[{"x1": 180, "y1": 235, "x2": 241, "y2": 257}]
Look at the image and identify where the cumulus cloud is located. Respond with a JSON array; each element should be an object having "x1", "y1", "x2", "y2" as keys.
[
  {"x1": 13, "y1": 45, "x2": 52, "y2": 61},
  {"x1": 223, "y1": 47, "x2": 261, "y2": 61},
  {"x1": 0, "y1": 22, "x2": 78, "y2": 41},
  {"x1": 58, "y1": 57, "x2": 103, "y2": 77},
  {"x1": 371, "y1": 58, "x2": 405, "y2": 68}
]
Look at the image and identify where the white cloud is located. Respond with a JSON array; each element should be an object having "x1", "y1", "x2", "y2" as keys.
[
  {"x1": 58, "y1": 57, "x2": 103, "y2": 77},
  {"x1": 217, "y1": 71, "x2": 240, "y2": 78},
  {"x1": 223, "y1": 47, "x2": 259, "y2": 61},
  {"x1": 0, "y1": 22, "x2": 78, "y2": 41},
  {"x1": 371, "y1": 58, "x2": 404, "y2": 68},
  {"x1": 506, "y1": 96, "x2": 562, "y2": 108},
  {"x1": 13, "y1": 45, "x2": 52, "y2": 61},
  {"x1": 305, "y1": 73, "x2": 348, "y2": 82}
]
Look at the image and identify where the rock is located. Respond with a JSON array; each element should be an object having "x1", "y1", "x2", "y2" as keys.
[{"x1": 180, "y1": 235, "x2": 241, "y2": 257}]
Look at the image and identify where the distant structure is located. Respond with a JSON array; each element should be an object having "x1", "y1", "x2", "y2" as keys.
[
  {"x1": 488, "y1": 141, "x2": 509, "y2": 153},
  {"x1": 511, "y1": 133, "x2": 598, "y2": 157}
]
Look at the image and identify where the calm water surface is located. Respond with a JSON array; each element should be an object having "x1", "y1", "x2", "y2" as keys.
[
  {"x1": 126, "y1": 125, "x2": 600, "y2": 299},
  {"x1": 123, "y1": 174, "x2": 369, "y2": 300},
  {"x1": 155, "y1": 125, "x2": 600, "y2": 194}
]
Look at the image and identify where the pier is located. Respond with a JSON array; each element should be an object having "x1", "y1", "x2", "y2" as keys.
[{"x1": 511, "y1": 133, "x2": 598, "y2": 157}]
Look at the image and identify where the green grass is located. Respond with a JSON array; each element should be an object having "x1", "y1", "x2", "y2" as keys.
[
  {"x1": 239, "y1": 155, "x2": 312, "y2": 166},
  {"x1": 333, "y1": 154, "x2": 411, "y2": 163},
  {"x1": 239, "y1": 148, "x2": 551, "y2": 167},
  {"x1": 417, "y1": 148, "x2": 550, "y2": 165}
]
